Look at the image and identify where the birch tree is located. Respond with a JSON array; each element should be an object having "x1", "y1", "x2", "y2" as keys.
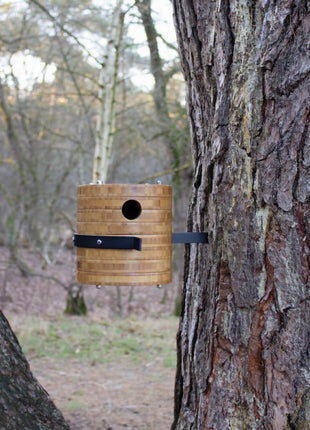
[{"x1": 92, "y1": 0, "x2": 124, "y2": 183}]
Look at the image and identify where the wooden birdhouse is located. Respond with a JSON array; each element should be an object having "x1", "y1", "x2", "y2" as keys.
[{"x1": 74, "y1": 183, "x2": 172, "y2": 286}]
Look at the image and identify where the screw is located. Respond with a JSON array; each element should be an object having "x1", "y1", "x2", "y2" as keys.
[{"x1": 97, "y1": 239, "x2": 102, "y2": 245}]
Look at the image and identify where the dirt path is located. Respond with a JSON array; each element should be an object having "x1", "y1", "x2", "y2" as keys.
[{"x1": 31, "y1": 357, "x2": 175, "y2": 430}]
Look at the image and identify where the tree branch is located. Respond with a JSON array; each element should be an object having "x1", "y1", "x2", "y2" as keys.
[
  {"x1": 8, "y1": 244, "x2": 70, "y2": 290},
  {"x1": 138, "y1": 162, "x2": 191, "y2": 183},
  {"x1": 157, "y1": 32, "x2": 178, "y2": 53},
  {"x1": 27, "y1": 0, "x2": 102, "y2": 66}
]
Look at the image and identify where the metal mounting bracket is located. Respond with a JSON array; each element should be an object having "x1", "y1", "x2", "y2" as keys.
[
  {"x1": 73, "y1": 234, "x2": 142, "y2": 251},
  {"x1": 172, "y1": 232, "x2": 208, "y2": 244},
  {"x1": 73, "y1": 231, "x2": 208, "y2": 251}
]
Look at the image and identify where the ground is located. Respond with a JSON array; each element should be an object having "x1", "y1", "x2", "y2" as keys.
[
  {"x1": 31, "y1": 357, "x2": 175, "y2": 430},
  {"x1": 0, "y1": 245, "x2": 181, "y2": 430}
]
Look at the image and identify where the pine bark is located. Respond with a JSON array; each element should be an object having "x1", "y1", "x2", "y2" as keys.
[
  {"x1": 0, "y1": 311, "x2": 70, "y2": 429},
  {"x1": 172, "y1": 1, "x2": 310, "y2": 429}
]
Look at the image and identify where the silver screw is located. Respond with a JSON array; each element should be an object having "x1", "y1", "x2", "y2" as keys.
[{"x1": 97, "y1": 239, "x2": 102, "y2": 245}]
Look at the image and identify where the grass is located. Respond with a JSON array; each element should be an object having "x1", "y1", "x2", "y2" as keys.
[
  {"x1": 9, "y1": 314, "x2": 178, "y2": 368},
  {"x1": 62, "y1": 399, "x2": 87, "y2": 412}
]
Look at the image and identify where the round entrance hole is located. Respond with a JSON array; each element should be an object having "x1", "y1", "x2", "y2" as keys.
[{"x1": 122, "y1": 199, "x2": 142, "y2": 220}]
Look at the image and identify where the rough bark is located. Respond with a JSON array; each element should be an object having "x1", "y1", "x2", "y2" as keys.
[
  {"x1": 172, "y1": 1, "x2": 310, "y2": 429},
  {"x1": 0, "y1": 311, "x2": 70, "y2": 429}
]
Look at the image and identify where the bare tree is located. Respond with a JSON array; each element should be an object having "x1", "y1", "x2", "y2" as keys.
[
  {"x1": 172, "y1": 1, "x2": 310, "y2": 429},
  {"x1": 135, "y1": 0, "x2": 189, "y2": 179}
]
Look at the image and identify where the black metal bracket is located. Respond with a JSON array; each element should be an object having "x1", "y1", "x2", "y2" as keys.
[
  {"x1": 172, "y1": 232, "x2": 208, "y2": 244},
  {"x1": 73, "y1": 231, "x2": 208, "y2": 251},
  {"x1": 73, "y1": 234, "x2": 142, "y2": 251}
]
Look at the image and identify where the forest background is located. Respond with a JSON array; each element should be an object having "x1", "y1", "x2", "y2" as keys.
[{"x1": 0, "y1": 0, "x2": 187, "y2": 428}]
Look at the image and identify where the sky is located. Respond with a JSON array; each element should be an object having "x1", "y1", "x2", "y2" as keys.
[
  {"x1": 127, "y1": 0, "x2": 177, "y2": 89},
  {"x1": 128, "y1": 0, "x2": 176, "y2": 55},
  {"x1": 0, "y1": 52, "x2": 57, "y2": 91}
]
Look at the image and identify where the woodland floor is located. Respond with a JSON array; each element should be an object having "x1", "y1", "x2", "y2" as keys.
[{"x1": 0, "y1": 244, "x2": 181, "y2": 430}]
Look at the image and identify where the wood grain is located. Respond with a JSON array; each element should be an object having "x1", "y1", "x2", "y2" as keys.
[{"x1": 76, "y1": 184, "x2": 172, "y2": 286}]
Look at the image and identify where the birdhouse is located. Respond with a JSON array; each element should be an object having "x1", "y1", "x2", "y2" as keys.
[{"x1": 74, "y1": 183, "x2": 172, "y2": 286}]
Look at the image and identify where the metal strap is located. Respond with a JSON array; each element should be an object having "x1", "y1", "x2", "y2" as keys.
[
  {"x1": 172, "y1": 232, "x2": 208, "y2": 244},
  {"x1": 73, "y1": 234, "x2": 142, "y2": 251},
  {"x1": 73, "y1": 232, "x2": 208, "y2": 250}
]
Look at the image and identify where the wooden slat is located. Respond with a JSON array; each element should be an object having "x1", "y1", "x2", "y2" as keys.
[
  {"x1": 77, "y1": 247, "x2": 171, "y2": 260},
  {"x1": 138, "y1": 235, "x2": 172, "y2": 246},
  {"x1": 77, "y1": 259, "x2": 171, "y2": 273},
  {"x1": 77, "y1": 271, "x2": 172, "y2": 286},
  {"x1": 77, "y1": 209, "x2": 172, "y2": 223},
  {"x1": 78, "y1": 184, "x2": 172, "y2": 197},
  {"x1": 77, "y1": 196, "x2": 172, "y2": 210},
  {"x1": 77, "y1": 222, "x2": 171, "y2": 235}
]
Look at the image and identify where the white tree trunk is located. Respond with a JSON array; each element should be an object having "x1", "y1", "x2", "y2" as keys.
[{"x1": 92, "y1": 0, "x2": 124, "y2": 183}]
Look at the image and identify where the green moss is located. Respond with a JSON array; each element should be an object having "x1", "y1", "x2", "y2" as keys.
[{"x1": 64, "y1": 291, "x2": 87, "y2": 316}]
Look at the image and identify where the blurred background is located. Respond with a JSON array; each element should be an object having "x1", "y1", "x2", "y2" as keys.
[
  {"x1": 0, "y1": 0, "x2": 192, "y2": 317},
  {"x1": 0, "y1": 1, "x2": 192, "y2": 427}
]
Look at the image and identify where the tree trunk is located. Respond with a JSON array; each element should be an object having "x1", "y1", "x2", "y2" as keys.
[
  {"x1": 136, "y1": 0, "x2": 184, "y2": 176},
  {"x1": 92, "y1": 0, "x2": 124, "y2": 183},
  {"x1": 0, "y1": 311, "x2": 70, "y2": 429},
  {"x1": 172, "y1": 1, "x2": 310, "y2": 429},
  {"x1": 65, "y1": 283, "x2": 87, "y2": 316}
]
